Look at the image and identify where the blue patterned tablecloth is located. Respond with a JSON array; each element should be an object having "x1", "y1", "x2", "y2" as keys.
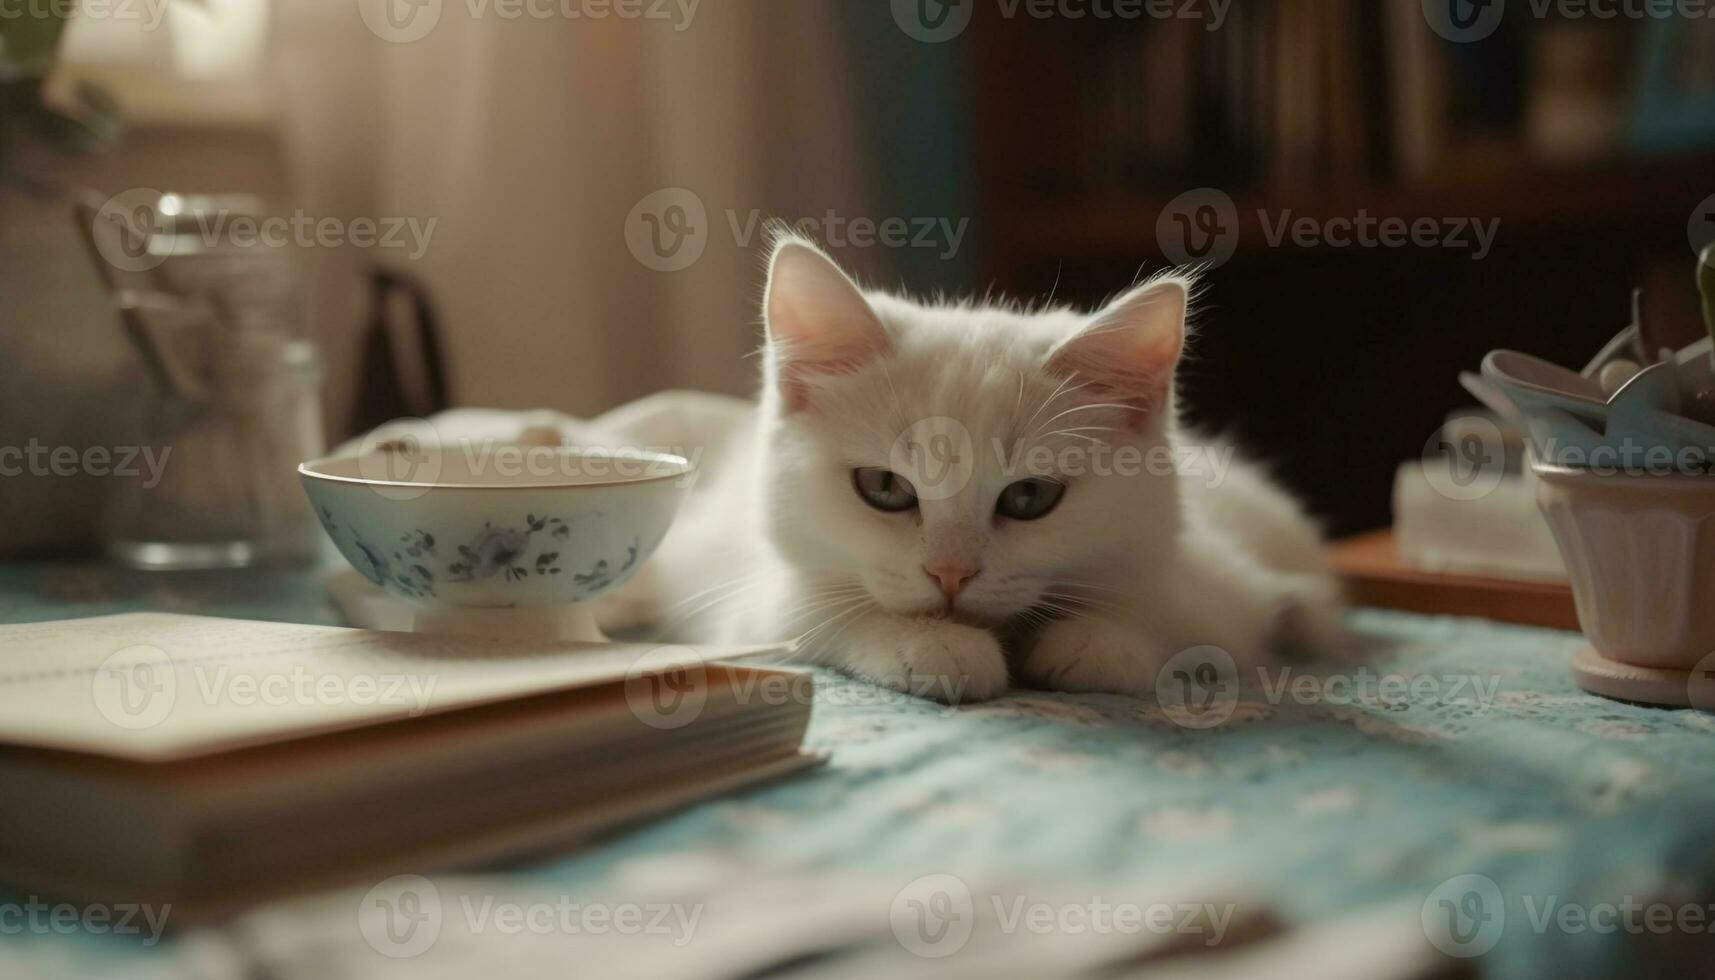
[{"x1": 2, "y1": 562, "x2": 1713, "y2": 979}]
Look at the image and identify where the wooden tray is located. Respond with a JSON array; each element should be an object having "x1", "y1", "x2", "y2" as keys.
[{"x1": 1331, "y1": 530, "x2": 1580, "y2": 631}]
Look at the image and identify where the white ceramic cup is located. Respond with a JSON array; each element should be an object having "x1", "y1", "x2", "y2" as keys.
[{"x1": 1535, "y1": 460, "x2": 1715, "y2": 670}]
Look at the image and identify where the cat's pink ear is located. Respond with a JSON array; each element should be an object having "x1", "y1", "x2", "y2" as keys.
[
  {"x1": 764, "y1": 237, "x2": 889, "y2": 411},
  {"x1": 1047, "y1": 276, "x2": 1189, "y2": 423}
]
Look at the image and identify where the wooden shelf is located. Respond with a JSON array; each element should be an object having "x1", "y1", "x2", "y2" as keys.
[
  {"x1": 1332, "y1": 530, "x2": 1579, "y2": 631},
  {"x1": 995, "y1": 155, "x2": 1715, "y2": 263}
]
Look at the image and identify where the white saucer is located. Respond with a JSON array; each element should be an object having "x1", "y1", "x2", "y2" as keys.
[{"x1": 1571, "y1": 646, "x2": 1713, "y2": 711}]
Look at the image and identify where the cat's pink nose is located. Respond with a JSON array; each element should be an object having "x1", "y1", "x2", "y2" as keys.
[{"x1": 923, "y1": 562, "x2": 979, "y2": 598}]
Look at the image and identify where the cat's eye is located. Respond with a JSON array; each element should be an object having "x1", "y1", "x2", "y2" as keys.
[
  {"x1": 995, "y1": 478, "x2": 1065, "y2": 521},
  {"x1": 852, "y1": 468, "x2": 918, "y2": 512}
]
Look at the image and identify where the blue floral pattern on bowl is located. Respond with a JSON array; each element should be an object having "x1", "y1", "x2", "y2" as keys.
[{"x1": 315, "y1": 506, "x2": 641, "y2": 605}]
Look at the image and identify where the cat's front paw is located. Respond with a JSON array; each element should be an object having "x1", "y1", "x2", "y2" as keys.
[
  {"x1": 1273, "y1": 573, "x2": 1363, "y2": 663},
  {"x1": 1020, "y1": 617, "x2": 1168, "y2": 696},
  {"x1": 847, "y1": 621, "x2": 1008, "y2": 704}
]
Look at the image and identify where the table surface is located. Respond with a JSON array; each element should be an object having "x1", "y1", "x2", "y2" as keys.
[{"x1": 2, "y1": 562, "x2": 1714, "y2": 980}]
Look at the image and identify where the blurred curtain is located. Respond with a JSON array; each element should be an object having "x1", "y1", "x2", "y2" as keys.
[{"x1": 271, "y1": 1, "x2": 869, "y2": 435}]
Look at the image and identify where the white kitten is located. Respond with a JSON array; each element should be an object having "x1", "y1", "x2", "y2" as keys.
[{"x1": 595, "y1": 232, "x2": 1346, "y2": 703}]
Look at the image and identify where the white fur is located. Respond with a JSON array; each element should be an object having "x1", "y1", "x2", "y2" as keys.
[{"x1": 593, "y1": 234, "x2": 1347, "y2": 703}]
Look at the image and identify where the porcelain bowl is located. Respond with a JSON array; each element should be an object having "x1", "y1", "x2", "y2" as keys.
[{"x1": 299, "y1": 446, "x2": 693, "y2": 638}]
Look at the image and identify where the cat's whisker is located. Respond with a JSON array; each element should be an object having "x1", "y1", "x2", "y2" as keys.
[
  {"x1": 1038, "y1": 431, "x2": 1108, "y2": 446},
  {"x1": 784, "y1": 597, "x2": 876, "y2": 663},
  {"x1": 1009, "y1": 606, "x2": 1054, "y2": 631},
  {"x1": 1050, "y1": 580, "x2": 1134, "y2": 597},
  {"x1": 878, "y1": 361, "x2": 910, "y2": 433},
  {"x1": 774, "y1": 590, "x2": 873, "y2": 629},
  {"x1": 1028, "y1": 402, "x2": 1142, "y2": 440},
  {"x1": 1037, "y1": 591, "x2": 1129, "y2": 616},
  {"x1": 1019, "y1": 374, "x2": 1079, "y2": 435},
  {"x1": 672, "y1": 580, "x2": 864, "y2": 631},
  {"x1": 659, "y1": 573, "x2": 772, "y2": 612},
  {"x1": 791, "y1": 594, "x2": 872, "y2": 641},
  {"x1": 1035, "y1": 590, "x2": 1131, "y2": 607},
  {"x1": 793, "y1": 602, "x2": 875, "y2": 661},
  {"x1": 652, "y1": 577, "x2": 863, "y2": 638},
  {"x1": 1039, "y1": 425, "x2": 1120, "y2": 438},
  {"x1": 664, "y1": 570, "x2": 857, "y2": 612},
  {"x1": 788, "y1": 614, "x2": 871, "y2": 665}
]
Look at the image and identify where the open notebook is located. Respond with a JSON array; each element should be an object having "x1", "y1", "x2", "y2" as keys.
[{"x1": 0, "y1": 613, "x2": 819, "y2": 920}]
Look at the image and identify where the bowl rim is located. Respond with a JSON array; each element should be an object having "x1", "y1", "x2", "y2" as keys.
[
  {"x1": 1531, "y1": 458, "x2": 1715, "y2": 491},
  {"x1": 298, "y1": 448, "x2": 695, "y2": 490}
]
